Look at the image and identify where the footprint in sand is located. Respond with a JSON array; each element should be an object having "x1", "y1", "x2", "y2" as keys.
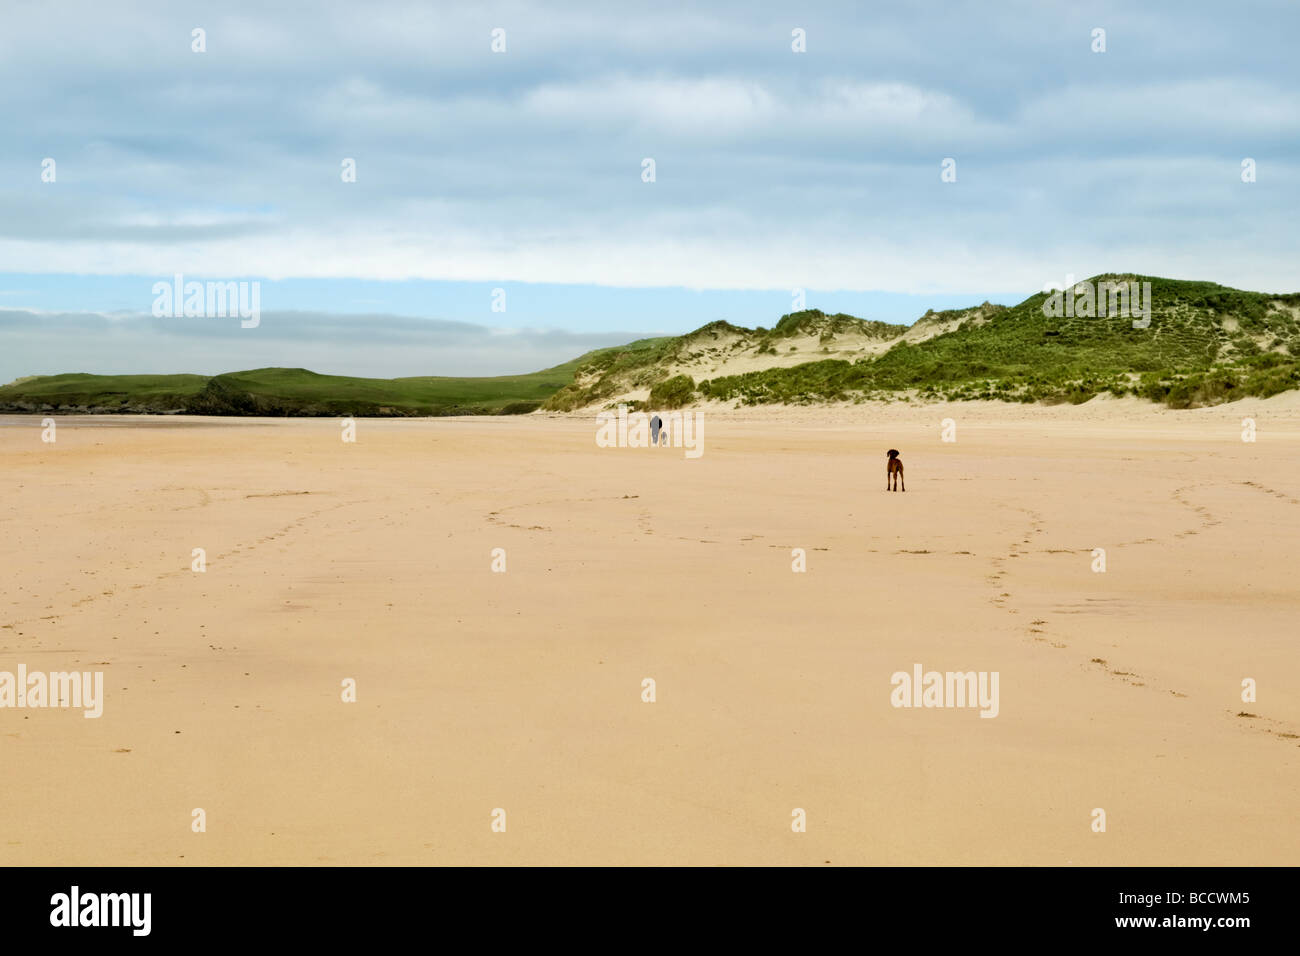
[
  {"x1": 1234, "y1": 711, "x2": 1300, "y2": 743},
  {"x1": 1088, "y1": 657, "x2": 1157, "y2": 689}
]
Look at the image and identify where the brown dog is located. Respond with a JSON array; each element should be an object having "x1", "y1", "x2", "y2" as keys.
[{"x1": 886, "y1": 449, "x2": 905, "y2": 492}]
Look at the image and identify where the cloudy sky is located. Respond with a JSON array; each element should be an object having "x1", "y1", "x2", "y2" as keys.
[{"x1": 2, "y1": 0, "x2": 1296, "y2": 381}]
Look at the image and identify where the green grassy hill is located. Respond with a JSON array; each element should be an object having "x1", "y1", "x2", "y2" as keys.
[
  {"x1": 0, "y1": 373, "x2": 210, "y2": 412},
  {"x1": 0, "y1": 341, "x2": 672, "y2": 416}
]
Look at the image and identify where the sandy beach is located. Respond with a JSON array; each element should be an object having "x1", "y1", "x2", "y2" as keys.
[{"x1": 2, "y1": 397, "x2": 1298, "y2": 866}]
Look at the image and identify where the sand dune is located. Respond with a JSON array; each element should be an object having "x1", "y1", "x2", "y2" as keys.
[{"x1": 1, "y1": 397, "x2": 1297, "y2": 865}]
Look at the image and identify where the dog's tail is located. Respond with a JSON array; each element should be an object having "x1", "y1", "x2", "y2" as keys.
[{"x1": 887, "y1": 449, "x2": 899, "y2": 459}]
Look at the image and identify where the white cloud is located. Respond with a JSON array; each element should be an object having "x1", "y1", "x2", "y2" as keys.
[{"x1": 0, "y1": 0, "x2": 1295, "y2": 298}]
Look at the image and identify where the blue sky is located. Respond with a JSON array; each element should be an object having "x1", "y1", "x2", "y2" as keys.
[{"x1": 2, "y1": 0, "x2": 1296, "y2": 381}]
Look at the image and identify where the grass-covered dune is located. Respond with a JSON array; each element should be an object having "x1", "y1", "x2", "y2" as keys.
[
  {"x1": 543, "y1": 275, "x2": 1300, "y2": 411},
  {"x1": 696, "y1": 277, "x2": 1300, "y2": 407}
]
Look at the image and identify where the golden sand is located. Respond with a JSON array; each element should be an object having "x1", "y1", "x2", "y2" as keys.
[{"x1": 2, "y1": 396, "x2": 1297, "y2": 864}]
